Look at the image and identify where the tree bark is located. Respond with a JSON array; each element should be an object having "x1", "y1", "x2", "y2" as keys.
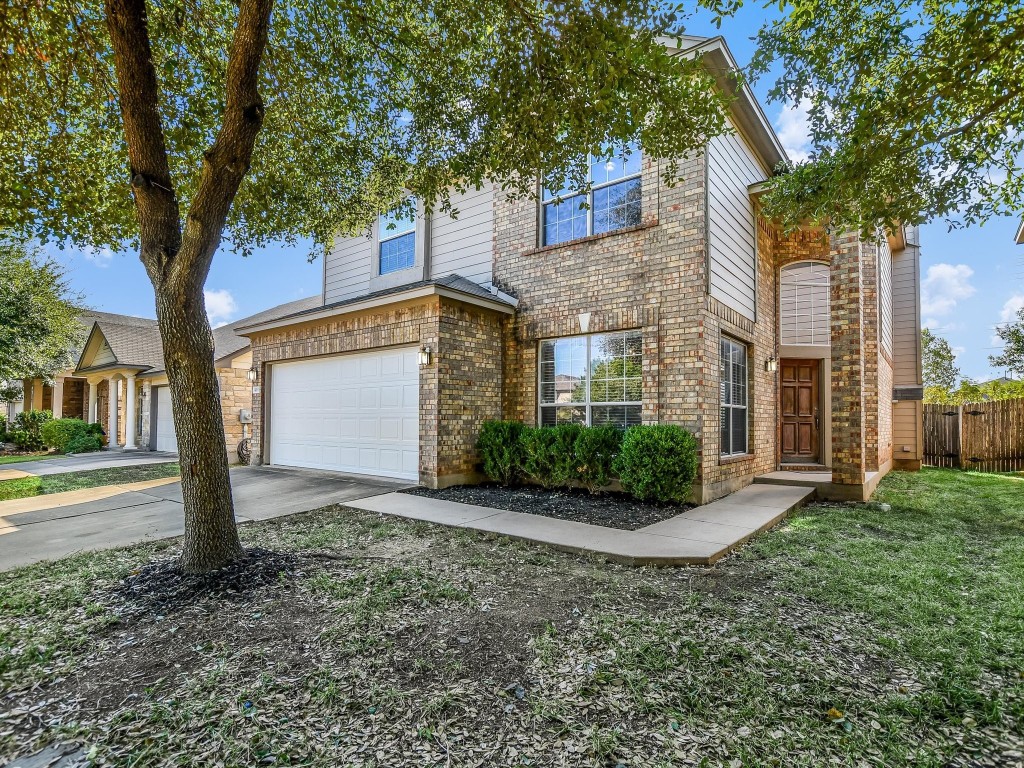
[{"x1": 105, "y1": 0, "x2": 274, "y2": 572}]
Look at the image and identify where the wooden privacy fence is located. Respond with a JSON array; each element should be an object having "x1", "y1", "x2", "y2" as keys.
[{"x1": 924, "y1": 398, "x2": 1024, "y2": 472}]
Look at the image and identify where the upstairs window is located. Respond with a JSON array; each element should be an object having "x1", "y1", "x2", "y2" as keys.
[
  {"x1": 378, "y1": 201, "x2": 416, "y2": 274},
  {"x1": 780, "y1": 261, "x2": 830, "y2": 346},
  {"x1": 539, "y1": 330, "x2": 643, "y2": 428},
  {"x1": 542, "y1": 145, "x2": 642, "y2": 247}
]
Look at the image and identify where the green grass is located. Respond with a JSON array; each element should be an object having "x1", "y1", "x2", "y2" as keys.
[
  {"x1": 0, "y1": 467, "x2": 1021, "y2": 766},
  {"x1": 0, "y1": 462, "x2": 180, "y2": 501},
  {"x1": 0, "y1": 453, "x2": 57, "y2": 466}
]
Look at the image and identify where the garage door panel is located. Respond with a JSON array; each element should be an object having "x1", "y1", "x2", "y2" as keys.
[{"x1": 270, "y1": 347, "x2": 419, "y2": 481}]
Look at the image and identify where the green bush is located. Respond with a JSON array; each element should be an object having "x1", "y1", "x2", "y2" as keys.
[
  {"x1": 613, "y1": 424, "x2": 698, "y2": 504},
  {"x1": 9, "y1": 410, "x2": 51, "y2": 451},
  {"x1": 0, "y1": 415, "x2": 6, "y2": 442},
  {"x1": 477, "y1": 420, "x2": 526, "y2": 486},
  {"x1": 521, "y1": 427, "x2": 563, "y2": 489},
  {"x1": 65, "y1": 432, "x2": 103, "y2": 454},
  {"x1": 41, "y1": 418, "x2": 90, "y2": 452},
  {"x1": 574, "y1": 425, "x2": 623, "y2": 494},
  {"x1": 549, "y1": 423, "x2": 583, "y2": 487}
]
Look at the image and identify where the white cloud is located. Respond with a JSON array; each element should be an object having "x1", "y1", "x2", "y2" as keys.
[
  {"x1": 82, "y1": 246, "x2": 113, "y2": 268},
  {"x1": 999, "y1": 294, "x2": 1024, "y2": 323},
  {"x1": 922, "y1": 317, "x2": 941, "y2": 330},
  {"x1": 921, "y1": 263, "x2": 976, "y2": 317},
  {"x1": 775, "y1": 98, "x2": 813, "y2": 163},
  {"x1": 204, "y1": 288, "x2": 238, "y2": 328}
]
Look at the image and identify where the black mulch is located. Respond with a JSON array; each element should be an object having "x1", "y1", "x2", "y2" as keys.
[
  {"x1": 402, "y1": 485, "x2": 691, "y2": 531},
  {"x1": 111, "y1": 548, "x2": 306, "y2": 618}
]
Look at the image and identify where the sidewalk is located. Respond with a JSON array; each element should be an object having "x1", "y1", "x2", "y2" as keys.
[{"x1": 346, "y1": 483, "x2": 815, "y2": 566}]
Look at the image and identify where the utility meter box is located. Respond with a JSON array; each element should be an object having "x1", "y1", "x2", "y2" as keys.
[{"x1": 239, "y1": 408, "x2": 252, "y2": 424}]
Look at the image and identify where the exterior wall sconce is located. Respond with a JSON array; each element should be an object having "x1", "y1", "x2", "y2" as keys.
[
  {"x1": 765, "y1": 357, "x2": 778, "y2": 373},
  {"x1": 247, "y1": 365, "x2": 258, "y2": 383},
  {"x1": 418, "y1": 345, "x2": 433, "y2": 366}
]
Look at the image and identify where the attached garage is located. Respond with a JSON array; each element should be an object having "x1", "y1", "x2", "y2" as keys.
[
  {"x1": 154, "y1": 385, "x2": 178, "y2": 453},
  {"x1": 268, "y1": 346, "x2": 420, "y2": 481}
]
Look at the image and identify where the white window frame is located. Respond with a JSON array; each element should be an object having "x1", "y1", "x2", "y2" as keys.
[
  {"x1": 541, "y1": 146, "x2": 642, "y2": 247},
  {"x1": 537, "y1": 330, "x2": 643, "y2": 428},
  {"x1": 720, "y1": 336, "x2": 749, "y2": 457}
]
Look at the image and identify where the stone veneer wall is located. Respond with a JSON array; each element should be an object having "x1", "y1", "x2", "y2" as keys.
[
  {"x1": 219, "y1": 366, "x2": 251, "y2": 462},
  {"x1": 248, "y1": 298, "x2": 504, "y2": 488}
]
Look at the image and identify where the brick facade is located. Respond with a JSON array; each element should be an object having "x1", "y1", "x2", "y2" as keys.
[{"x1": 248, "y1": 297, "x2": 504, "y2": 488}]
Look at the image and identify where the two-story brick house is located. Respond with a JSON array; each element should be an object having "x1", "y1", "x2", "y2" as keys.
[{"x1": 237, "y1": 35, "x2": 925, "y2": 503}]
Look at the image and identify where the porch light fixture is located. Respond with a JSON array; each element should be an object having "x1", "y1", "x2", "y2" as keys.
[
  {"x1": 764, "y1": 357, "x2": 778, "y2": 373},
  {"x1": 247, "y1": 365, "x2": 258, "y2": 383},
  {"x1": 418, "y1": 345, "x2": 433, "y2": 366}
]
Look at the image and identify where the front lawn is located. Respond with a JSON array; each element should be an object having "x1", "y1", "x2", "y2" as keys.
[
  {"x1": 1, "y1": 468, "x2": 1021, "y2": 766},
  {"x1": 0, "y1": 462, "x2": 180, "y2": 501},
  {"x1": 0, "y1": 453, "x2": 55, "y2": 466}
]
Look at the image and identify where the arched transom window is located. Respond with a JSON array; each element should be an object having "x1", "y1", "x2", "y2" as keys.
[{"x1": 780, "y1": 262, "x2": 830, "y2": 346}]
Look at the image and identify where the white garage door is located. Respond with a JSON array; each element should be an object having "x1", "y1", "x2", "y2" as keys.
[
  {"x1": 269, "y1": 347, "x2": 419, "y2": 481},
  {"x1": 155, "y1": 386, "x2": 178, "y2": 453}
]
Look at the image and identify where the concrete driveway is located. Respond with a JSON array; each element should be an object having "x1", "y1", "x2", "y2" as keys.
[{"x1": 0, "y1": 466, "x2": 408, "y2": 571}]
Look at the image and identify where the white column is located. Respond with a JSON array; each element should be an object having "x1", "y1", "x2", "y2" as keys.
[
  {"x1": 87, "y1": 380, "x2": 98, "y2": 423},
  {"x1": 51, "y1": 377, "x2": 65, "y2": 419},
  {"x1": 124, "y1": 374, "x2": 137, "y2": 449},
  {"x1": 107, "y1": 376, "x2": 120, "y2": 448}
]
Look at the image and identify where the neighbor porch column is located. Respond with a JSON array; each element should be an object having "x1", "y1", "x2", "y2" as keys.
[
  {"x1": 830, "y1": 231, "x2": 867, "y2": 486},
  {"x1": 107, "y1": 375, "x2": 120, "y2": 448},
  {"x1": 87, "y1": 379, "x2": 98, "y2": 423},
  {"x1": 30, "y1": 378, "x2": 43, "y2": 411},
  {"x1": 124, "y1": 374, "x2": 137, "y2": 450},
  {"x1": 51, "y1": 377, "x2": 65, "y2": 419}
]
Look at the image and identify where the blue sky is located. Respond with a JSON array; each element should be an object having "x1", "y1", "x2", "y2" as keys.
[{"x1": 47, "y1": 6, "x2": 1023, "y2": 382}]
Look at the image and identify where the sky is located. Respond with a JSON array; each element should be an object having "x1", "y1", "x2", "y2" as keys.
[{"x1": 45, "y1": 6, "x2": 1023, "y2": 383}]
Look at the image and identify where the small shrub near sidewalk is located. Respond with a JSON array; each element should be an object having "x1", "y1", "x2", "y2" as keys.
[
  {"x1": 614, "y1": 424, "x2": 698, "y2": 504},
  {"x1": 8, "y1": 409, "x2": 52, "y2": 451},
  {"x1": 574, "y1": 425, "x2": 623, "y2": 494},
  {"x1": 40, "y1": 418, "x2": 104, "y2": 454},
  {"x1": 476, "y1": 420, "x2": 525, "y2": 486},
  {"x1": 520, "y1": 426, "x2": 562, "y2": 488}
]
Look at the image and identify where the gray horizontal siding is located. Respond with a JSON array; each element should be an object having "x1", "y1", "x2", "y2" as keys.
[
  {"x1": 429, "y1": 184, "x2": 494, "y2": 285},
  {"x1": 707, "y1": 122, "x2": 767, "y2": 321},
  {"x1": 324, "y1": 230, "x2": 373, "y2": 304},
  {"x1": 891, "y1": 236, "x2": 921, "y2": 386}
]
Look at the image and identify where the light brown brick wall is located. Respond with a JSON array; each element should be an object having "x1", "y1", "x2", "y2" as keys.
[{"x1": 248, "y1": 298, "x2": 504, "y2": 487}]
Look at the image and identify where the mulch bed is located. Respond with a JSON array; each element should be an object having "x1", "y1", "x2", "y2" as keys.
[
  {"x1": 111, "y1": 547, "x2": 306, "y2": 618},
  {"x1": 402, "y1": 484, "x2": 691, "y2": 530}
]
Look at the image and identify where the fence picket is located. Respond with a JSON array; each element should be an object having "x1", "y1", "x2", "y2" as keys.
[{"x1": 925, "y1": 397, "x2": 1024, "y2": 472}]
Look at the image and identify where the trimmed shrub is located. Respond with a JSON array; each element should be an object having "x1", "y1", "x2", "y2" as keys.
[
  {"x1": 613, "y1": 424, "x2": 698, "y2": 504},
  {"x1": 0, "y1": 415, "x2": 6, "y2": 442},
  {"x1": 65, "y1": 432, "x2": 103, "y2": 454},
  {"x1": 10, "y1": 410, "x2": 51, "y2": 451},
  {"x1": 574, "y1": 425, "x2": 623, "y2": 494},
  {"x1": 520, "y1": 427, "x2": 562, "y2": 489},
  {"x1": 549, "y1": 423, "x2": 584, "y2": 487},
  {"x1": 477, "y1": 420, "x2": 526, "y2": 486},
  {"x1": 41, "y1": 418, "x2": 90, "y2": 452}
]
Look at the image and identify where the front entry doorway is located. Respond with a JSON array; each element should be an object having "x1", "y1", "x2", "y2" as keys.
[{"x1": 781, "y1": 359, "x2": 820, "y2": 464}]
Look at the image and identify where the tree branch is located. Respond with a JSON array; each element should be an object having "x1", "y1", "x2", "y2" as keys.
[
  {"x1": 172, "y1": 0, "x2": 274, "y2": 293},
  {"x1": 103, "y1": 0, "x2": 181, "y2": 280}
]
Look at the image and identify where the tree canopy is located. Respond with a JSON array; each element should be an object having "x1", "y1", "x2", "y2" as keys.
[
  {"x1": 922, "y1": 327, "x2": 961, "y2": 404},
  {"x1": 0, "y1": 241, "x2": 83, "y2": 383},
  {"x1": 990, "y1": 305, "x2": 1024, "y2": 377},
  {"x1": 748, "y1": 0, "x2": 1024, "y2": 232},
  {"x1": 1, "y1": 0, "x2": 730, "y2": 256}
]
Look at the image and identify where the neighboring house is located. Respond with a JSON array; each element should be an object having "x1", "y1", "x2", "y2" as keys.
[
  {"x1": 235, "y1": 34, "x2": 925, "y2": 502},
  {"x1": 1016, "y1": 219, "x2": 1024, "y2": 244},
  {"x1": 20, "y1": 297, "x2": 318, "y2": 460}
]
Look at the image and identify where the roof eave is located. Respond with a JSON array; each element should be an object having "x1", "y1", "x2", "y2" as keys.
[
  {"x1": 236, "y1": 284, "x2": 514, "y2": 336},
  {"x1": 1016, "y1": 218, "x2": 1024, "y2": 245}
]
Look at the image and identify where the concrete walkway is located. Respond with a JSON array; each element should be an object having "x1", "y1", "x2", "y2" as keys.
[{"x1": 346, "y1": 483, "x2": 814, "y2": 566}]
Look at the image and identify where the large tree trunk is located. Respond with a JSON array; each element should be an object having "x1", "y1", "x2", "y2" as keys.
[
  {"x1": 105, "y1": 0, "x2": 274, "y2": 572},
  {"x1": 157, "y1": 284, "x2": 243, "y2": 571}
]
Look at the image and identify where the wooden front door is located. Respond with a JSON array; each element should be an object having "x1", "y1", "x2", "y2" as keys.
[{"x1": 781, "y1": 359, "x2": 820, "y2": 463}]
